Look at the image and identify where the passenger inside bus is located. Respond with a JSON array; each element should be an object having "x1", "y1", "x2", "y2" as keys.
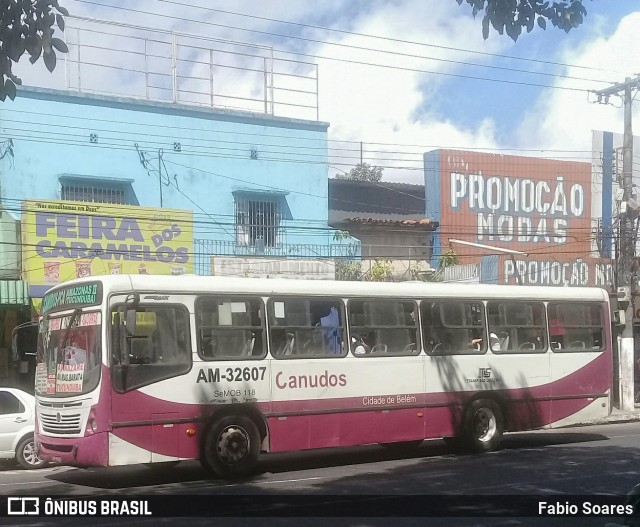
[
  {"x1": 471, "y1": 332, "x2": 501, "y2": 351},
  {"x1": 549, "y1": 315, "x2": 565, "y2": 349},
  {"x1": 351, "y1": 334, "x2": 371, "y2": 355},
  {"x1": 269, "y1": 299, "x2": 343, "y2": 357}
]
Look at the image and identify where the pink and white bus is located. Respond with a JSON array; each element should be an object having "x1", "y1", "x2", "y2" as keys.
[{"x1": 35, "y1": 275, "x2": 612, "y2": 478}]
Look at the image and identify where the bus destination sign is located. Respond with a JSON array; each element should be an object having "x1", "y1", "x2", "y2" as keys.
[{"x1": 42, "y1": 283, "x2": 103, "y2": 314}]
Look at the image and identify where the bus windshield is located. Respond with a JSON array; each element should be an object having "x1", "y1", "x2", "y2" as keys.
[{"x1": 36, "y1": 311, "x2": 102, "y2": 397}]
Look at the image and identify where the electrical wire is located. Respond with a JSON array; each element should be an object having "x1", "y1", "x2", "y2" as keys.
[{"x1": 69, "y1": 2, "x2": 606, "y2": 93}]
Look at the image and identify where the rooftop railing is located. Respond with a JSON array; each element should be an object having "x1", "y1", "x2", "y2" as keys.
[{"x1": 59, "y1": 16, "x2": 319, "y2": 120}]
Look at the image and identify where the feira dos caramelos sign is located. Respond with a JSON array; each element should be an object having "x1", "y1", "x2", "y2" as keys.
[{"x1": 22, "y1": 200, "x2": 194, "y2": 289}]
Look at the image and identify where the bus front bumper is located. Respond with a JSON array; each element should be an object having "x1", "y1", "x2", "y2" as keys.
[{"x1": 36, "y1": 432, "x2": 109, "y2": 467}]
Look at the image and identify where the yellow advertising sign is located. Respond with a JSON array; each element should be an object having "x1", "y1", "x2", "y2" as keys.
[{"x1": 22, "y1": 200, "x2": 193, "y2": 292}]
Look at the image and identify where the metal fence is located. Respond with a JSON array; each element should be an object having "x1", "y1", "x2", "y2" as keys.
[{"x1": 63, "y1": 16, "x2": 320, "y2": 121}]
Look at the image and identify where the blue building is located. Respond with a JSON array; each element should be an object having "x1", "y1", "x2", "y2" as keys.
[{"x1": 0, "y1": 87, "x2": 356, "y2": 285}]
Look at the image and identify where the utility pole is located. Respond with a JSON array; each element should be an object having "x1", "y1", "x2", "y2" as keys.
[{"x1": 594, "y1": 76, "x2": 640, "y2": 411}]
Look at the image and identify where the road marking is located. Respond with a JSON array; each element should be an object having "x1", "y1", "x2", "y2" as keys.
[
  {"x1": 0, "y1": 480, "x2": 51, "y2": 486},
  {"x1": 0, "y1": 467, "x2": 65, "y2": 476},
  {"x1": 214, "y1": 476, "x2": 323, "y2": 488}
]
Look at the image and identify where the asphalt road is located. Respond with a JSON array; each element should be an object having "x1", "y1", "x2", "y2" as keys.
[{"x1": 1, "y1": 421, "x2": 640, "y2": 527}]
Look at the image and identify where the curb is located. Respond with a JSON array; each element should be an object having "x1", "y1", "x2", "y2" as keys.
[{"x1": 568, "y1": 412, "x2": 640, "y2": 427}]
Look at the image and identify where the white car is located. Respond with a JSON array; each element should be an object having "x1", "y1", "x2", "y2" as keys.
[{"x1": 0, "y1": 387, "x2": 45, "y2": 469}]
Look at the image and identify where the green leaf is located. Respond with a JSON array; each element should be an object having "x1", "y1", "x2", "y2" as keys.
[
  {"x1": 482, "y1": 15, "x2": 490, "y2": 39},
  {"x1": 43, "y1": 49, "x2": 56, "y2": 72},
  {"x1": 56, "y1": 14, "x2": 65, "y2": 32},
  {"x1": 537, "y1": 16, "x2": 547, "y2": 29},
  {"x1": 29, "y1": 44, "x2": 42, "y2": 64},
  {"x1": 7, "y1": 38, "x2": 24, "y2": 62},
  {"x1": 42, "y1": 34, "x2": 52, "y2": 54},
  {"x1": 0, "y1": 80, "x2": 6, "y2": 102},
  {"x1": 51, "y1": 37, "x2": 68, "y2": 53},
  {"x1": 57, "y1": 5, "x2": 70, "y2": 16},
  {"x1": 5, "y1": 78, "x2": 16, "y2": 100},
  {"x1": 25, "y1": 34, "x2": 39, "y2": 55}
]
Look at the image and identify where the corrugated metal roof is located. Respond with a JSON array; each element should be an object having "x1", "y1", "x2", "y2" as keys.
[
  {"x1": 328, "y1": 179, "x2": 426, "y2": 216},
  {"x1": 340, "y1": 217, "x2": 439, "y2": 229},
  {"x1": 0, "y1": 280, "x2": 30, "y2": 306}
]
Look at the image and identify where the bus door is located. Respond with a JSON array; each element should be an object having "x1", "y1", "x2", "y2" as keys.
[
  {"x1": 548, "y1": 302, "x2": 610, "y2": 424},
  {"x1": 110, "y1": 296, "x2": 192, "y2": 464}
]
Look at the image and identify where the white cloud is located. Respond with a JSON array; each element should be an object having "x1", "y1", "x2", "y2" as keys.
[
  {"x1": 516, "y1": 11, "x2": 640, "y2": 155},
  {"x1": 310, "y1": 0, "x2": 514, "y2": 182},
  {"x1": 9, "y1": 0, "x2": 640, "y2": 186}
]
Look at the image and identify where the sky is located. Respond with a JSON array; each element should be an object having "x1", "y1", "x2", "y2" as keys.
[{"x1": 10, "y1": 0, "x2": 640, "y2": 184}]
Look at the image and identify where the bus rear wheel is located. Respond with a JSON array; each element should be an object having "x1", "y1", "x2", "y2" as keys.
[
  {"x1": 204, "y1": 415, "x2": 260, "y2": 479},
  {"x1": 462, "y1": 399, "x2": 504, "y2": 453}
]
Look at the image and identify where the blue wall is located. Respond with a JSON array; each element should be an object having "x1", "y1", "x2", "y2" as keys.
[
  {"x1": 0, "y1": 87, "x2": 334, "y2": 273},
  {"x1": 423, "y1": 150, "x2": 441, "y2": 267}
]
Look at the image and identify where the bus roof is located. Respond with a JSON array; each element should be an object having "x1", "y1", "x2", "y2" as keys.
[{"x1": 45, "y1": 274, "x2": 612, "y2": 303}]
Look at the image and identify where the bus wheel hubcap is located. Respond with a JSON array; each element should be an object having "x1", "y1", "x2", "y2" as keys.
[
  {"x1": 217, "y1": 426, "x2": 250, "y2": 465},
  {"x1": 474, "y1": 409, "x2": 496, "y2": 442}
]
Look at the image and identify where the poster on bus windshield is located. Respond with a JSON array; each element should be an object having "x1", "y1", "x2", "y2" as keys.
[
  {"x1": 22, "y1": 200, "x2": 194, "y2": 297},
  {"x1": 36, "y1": 312, "x2": 101, "y2": 396}
]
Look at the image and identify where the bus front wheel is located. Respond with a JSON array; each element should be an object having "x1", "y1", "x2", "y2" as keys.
[
  {"x1": 204, "y1": 415, "x2": 260, "y2": 479},
  {"x1": 462, "y1": 399, "x2": 504, "y2": 453}
]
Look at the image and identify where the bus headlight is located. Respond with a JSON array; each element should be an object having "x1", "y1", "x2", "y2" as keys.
[{"x1": 86, "y1": 417, "x2": 97, "y2": 434}]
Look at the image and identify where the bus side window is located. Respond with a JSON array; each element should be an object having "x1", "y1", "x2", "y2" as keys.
[
  {"x1": 112, "y1": 305, "x2": 191, "y2": 393},
  {"x1": 548, "y1": 303, "x2": 604, "y2": 352},
  {"x1": 268, "y1": 298, "x2": 345, "y2": 359},
  {"x1": 486, "y1": 301, "x2": 546, "y2": 353},
  {"x1": 195, "y1": 297, "x2": 266, "y2": 361},
  {"x1": 421, "y1": 300, "x2": 485, "y2": 355},
  {"x1": 349, "y1": 299, "x2": 418, "y2": 357}
]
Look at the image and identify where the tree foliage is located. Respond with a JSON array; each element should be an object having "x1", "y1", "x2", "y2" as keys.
[
  {"x1": 439, "y1": 248, "x2": 460, "y2": 268},
  {"x1": 336, "y1": 162, "x2": 383, "y2": 183},
  {"x1": 456, "y1": 0, "x2": 588, "y2": 41},
  {"x1": 0, "y1": 0, "x2": 69, "y2": 101}
]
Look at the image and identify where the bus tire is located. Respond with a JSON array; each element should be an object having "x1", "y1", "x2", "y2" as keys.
[
  {"x1": 16, "y1": 435, "x2": 46, "y2": 470},
  {"x1": 462, "y1": 399, "x2": 504, "y2": 453},
  {"x1": 204, "y1": 415, "x2": 260, "y2": 479}
]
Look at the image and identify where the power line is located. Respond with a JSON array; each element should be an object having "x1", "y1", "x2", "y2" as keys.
[
  {"x1": 70, "y1": 2, "x2": 602, "y2": 93},
  {"x1": 0, "y1": 106, "x2": 607, "y2": 157},
  {"x1": 141, "y1": 0, "x2": 630, "y2": 76},
  {"x1": 67, "y1": 9, "x2": 611, "y2": 87}
]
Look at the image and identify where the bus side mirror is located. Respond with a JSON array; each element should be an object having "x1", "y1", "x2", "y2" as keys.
[{"x1": 125, "y1": 308, "x2": 137, "y2": 337}]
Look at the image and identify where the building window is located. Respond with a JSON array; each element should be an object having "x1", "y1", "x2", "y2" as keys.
[
  {"x1": 61, "y1": 183, "x2": 126, "y2": 204},
  {"x1": 235, "y1": 197, "x2": 282, "y2": 248}
]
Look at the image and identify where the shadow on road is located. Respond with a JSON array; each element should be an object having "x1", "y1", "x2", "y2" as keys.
[
  {"x1": 3, "y1": 427, "x2": 638, "y2": 527},
  {"x1": 38, "y1": 429, "x2": 611, "y2": 492}
]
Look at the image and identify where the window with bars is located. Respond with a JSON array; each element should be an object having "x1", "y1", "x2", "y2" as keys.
[
  {"x1": 61, "y1": 183, "x2": 127, "y2": 204},
  {"x1": 235, "y1": 197, "x2": 282, "y2": 248}
]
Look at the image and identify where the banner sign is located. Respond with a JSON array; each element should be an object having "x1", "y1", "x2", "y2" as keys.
[
  {"x1": 478, "y1": 255, "x2": 615, "y2": 288},
  {"x1": 425, "y1": 150, "x2": 593, "y2": 270},
  {"x1": 42, "y1": 282, "x2": 102, "y2": 314},
  {"x1": 22, "y1": 200, "x2": 193, "y2": 294},
  {"x1": 212, "y1": 257, "x2": 336, "y2": 280}
]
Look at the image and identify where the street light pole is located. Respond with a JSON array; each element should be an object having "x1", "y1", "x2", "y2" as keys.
[{"x1": 594, "y1": 76, "x2": 640, "y2": 411}]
